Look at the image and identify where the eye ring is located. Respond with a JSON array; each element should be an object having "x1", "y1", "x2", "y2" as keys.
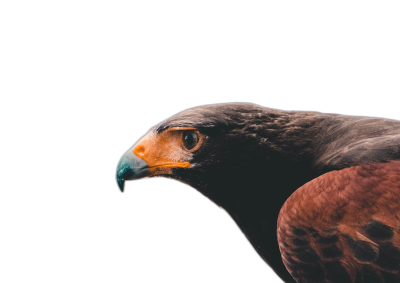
[{"x1": 182, "y1": 130, "x2": 201, "y2": 151}]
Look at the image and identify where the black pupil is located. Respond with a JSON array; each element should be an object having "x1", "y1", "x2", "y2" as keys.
[{"x1": 183, "y1": 131, "x2": 199, "y2": 150}]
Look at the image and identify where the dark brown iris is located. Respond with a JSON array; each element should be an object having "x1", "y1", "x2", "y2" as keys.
[{"x1": 182, "y1": 130, "x2": 199, "y2": 150}]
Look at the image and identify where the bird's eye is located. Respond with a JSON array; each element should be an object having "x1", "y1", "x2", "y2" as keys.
[{"x1": 182, "y1": 130, "x2": 199, "y2": 150}]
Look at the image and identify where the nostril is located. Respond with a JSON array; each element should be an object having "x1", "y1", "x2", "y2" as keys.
[{"x1": 133, "y1": 145, "x2": 145, "y2": 157}]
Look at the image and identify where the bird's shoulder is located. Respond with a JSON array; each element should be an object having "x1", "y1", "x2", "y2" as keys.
[
  {"x1": 314, "y1": 115, "x2": 400, "y2": 169},
  {"x1": 277, "y1": 160, "x2": 400, "y2": 283}
]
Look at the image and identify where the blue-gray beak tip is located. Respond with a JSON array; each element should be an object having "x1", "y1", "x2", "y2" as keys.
[
  {"x1": 116, "y1": 148, "x2": 149, "y2": 193},
  {"x1": 117, "y1": 176, "x2": 125, "y2": 192}
]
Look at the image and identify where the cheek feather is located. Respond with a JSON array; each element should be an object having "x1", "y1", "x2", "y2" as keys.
[{"x1": 170, "y1": 145, "x2": 193, "y2": 162}]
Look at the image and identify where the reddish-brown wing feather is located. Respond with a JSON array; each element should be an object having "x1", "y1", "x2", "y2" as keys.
[{"x1": 278, "y1": 161, "x2": 400, "y2": 283}]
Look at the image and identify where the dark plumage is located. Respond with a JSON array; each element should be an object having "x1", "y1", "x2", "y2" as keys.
[{"x1": 116, "y1": 103, "x2": 400, "y2": 283}]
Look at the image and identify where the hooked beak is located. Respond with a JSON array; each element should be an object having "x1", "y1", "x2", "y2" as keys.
[{"x1": 116, "y1": 148, "x2": 149, "y2": 192}]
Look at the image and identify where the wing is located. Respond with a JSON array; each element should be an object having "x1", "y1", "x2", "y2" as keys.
[{"x1": 277, "y1": 161, "x2": 400, "y2": 283}]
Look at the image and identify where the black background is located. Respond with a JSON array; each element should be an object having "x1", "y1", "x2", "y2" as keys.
[{"x1": 39, "y1": 19, "x2": 399, "y2": 282}]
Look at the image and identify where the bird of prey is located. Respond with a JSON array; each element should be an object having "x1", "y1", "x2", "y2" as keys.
[{"x1": 116, "y1": 103, "x2": 400, "y2": 283}]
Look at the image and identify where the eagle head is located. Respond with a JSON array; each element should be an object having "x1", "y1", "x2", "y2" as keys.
[{"x1": 116, "y1": 102, "x2": 280, "y2": 206}]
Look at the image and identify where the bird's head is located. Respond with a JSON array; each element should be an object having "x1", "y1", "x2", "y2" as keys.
[{"x1": 116, "y1": 102, "x2": 304, "y2": 207}]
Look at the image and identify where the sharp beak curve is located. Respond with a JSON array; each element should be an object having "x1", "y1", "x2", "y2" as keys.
[{"x1": 116, "y1": 148, "x2": 149, "y2": 192}]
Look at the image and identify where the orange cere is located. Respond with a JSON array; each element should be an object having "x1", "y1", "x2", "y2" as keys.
[{"x1": 133, "y1": 127, "x2": 196, "y2": 169}]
